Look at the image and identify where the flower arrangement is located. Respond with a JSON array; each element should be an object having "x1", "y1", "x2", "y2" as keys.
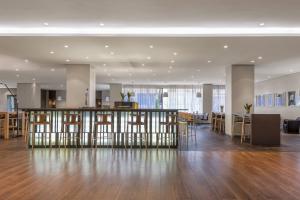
[
  {"x1": 244, "y1": 103, "x2": 252, "y2": 114},
  {"x1": 120, "y1": 92, "x2": 126, "y2": 102}
]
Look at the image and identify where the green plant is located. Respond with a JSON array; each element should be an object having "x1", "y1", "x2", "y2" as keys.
[
  {"x1": 244, "y1": 103, "x2": 252, "y2": 113},
  {"x1": 127, "y1": 91, "x2": 133, "y2": 102},
  {"x1": 120, "y1": 92, "x2": 126, "y2": 101}
]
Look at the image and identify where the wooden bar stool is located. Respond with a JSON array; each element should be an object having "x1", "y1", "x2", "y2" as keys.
[
  {"x1": 30, "y1": 112, "x2": 51, "y2": 148},
  {"x1": 211, "y1": 112, "x2": 217, "y2": 131},
  {"x1": 127, "y1": 111, "x2": 148, "y2": 148},
  {"x1": 158, "y1": 112, "x2": 177, "y2": 149},
  {"x1": 92, "y1": 112, "x2": 114, "y2": 148},
  {"x1": 9, "y1": 113, "x2": 18, "y2": 137},
  {"x1": 241, "y1": 115, "x2": 251, "y2": 143},
  {"x1": 216, "y1": 114, "x2": 225, "y2": 133},
  {"x1": 60, "y1": 112, "x2": 82, "y2": 148}
]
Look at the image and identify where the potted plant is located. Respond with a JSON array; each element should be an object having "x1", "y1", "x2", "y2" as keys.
[
  {"x1": 120, "y1": 92, "x2": 126, "y2": 102},
  {"x1": 220, "y1": 105, "x2": 224, "y2": 113},
  {"x1": 244, "y1": 103, "x2": 252, "y2": 114},
  {"x1": 127, "y1": 91, "x2": 133, "y2": 102}
]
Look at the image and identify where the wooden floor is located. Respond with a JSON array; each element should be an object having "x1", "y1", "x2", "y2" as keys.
[{"x1": 1, "y1": 126, "x2": 300, "y2": 200}]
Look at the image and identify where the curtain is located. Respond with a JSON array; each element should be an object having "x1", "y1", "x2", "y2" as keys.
[
  {"x1": 123, "y1": 85, "x2": 203, "y2": 113},
  {"x1": 212, "y1": 85, "x2": 225, "y2": 112}
]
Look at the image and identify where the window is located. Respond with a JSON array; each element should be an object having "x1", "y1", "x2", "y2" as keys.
[
  {"x1": 212, "y1": 85, "x2": 225, "y2": 112},
  {"x1": 123, "y1": 85, "x2": 203, "y2": 113},
  {"x1": 7, "y1": 95, "x2": 15, "y2": 112}
]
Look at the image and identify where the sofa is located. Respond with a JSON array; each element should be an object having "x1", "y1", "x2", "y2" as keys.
[{"x1": 283, "y1": 117, "x2": 300, "y2": 133}]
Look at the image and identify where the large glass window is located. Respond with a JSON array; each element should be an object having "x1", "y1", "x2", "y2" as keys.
[
  {"x1": 123, "y1": 85, "x2": 203, "y2": 113},
  {"x1": 212, "y1": 85, "x2": 225, "y2": 112}
]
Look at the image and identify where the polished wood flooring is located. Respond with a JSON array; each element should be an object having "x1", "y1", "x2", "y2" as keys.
[{"x1": 1, "y1": 125, "x2": 300, "y2": 200}]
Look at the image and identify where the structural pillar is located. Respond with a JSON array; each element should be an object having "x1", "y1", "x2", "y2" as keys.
[
  {"x1": 202, "y1": 84, "x2": 213, "y2": 122},
  {"x1": 17, "y1": 83, "x2": 41, "y2": 108},
  {"x1": 66, "y1": 64, "x2": 96, "y2": 107},
  {"x1": 109, "y1": 84, "x2": 122, "y2": 108},
  {"x1": 225, "y1": 64, "x2": 254, "y2": 136}
]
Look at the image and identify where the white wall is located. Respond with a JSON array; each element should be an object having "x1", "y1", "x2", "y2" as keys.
[
  {"x1": 110, "y1": 84, "x2": 122, "y2": 107},
  {"x1": 0, "y1": 88, "x2": 17, "y2": 111},
  {"x1": 17, "y1": 83, "x2": 41, "y2": 108},
  {"x1": 66, "y1": 64, "x2": 95, "y2": 107},
  {"x1": 255, "y1": 72, "x2": 300, "y2": 120}
]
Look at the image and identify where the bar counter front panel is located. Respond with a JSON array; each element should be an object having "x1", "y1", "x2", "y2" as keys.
[{"x1": 24, "y1": 108, "x2": 179, "y2": 148}]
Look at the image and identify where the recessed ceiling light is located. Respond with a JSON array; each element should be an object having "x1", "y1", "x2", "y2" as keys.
[
  {"x1": 103, "y1": 63, "x2": 106, "y2": 67},
  {"x1": 223, "y1": 45, "x2": 229, "y2": 49},
  {"x1": 259, "y1": 22, "x2": 265, "y2": 27},
  {"x1": 104, "y1": 68, "x2": 108, "y2": 72},
  {"x1": 141, "y1": 63, "x2": 145, "y2": 66},
  {"x1": 66, "y1": 59, "x2": 70, "y2": 62},
  {"x1": 250, "y1": 60, "x2": 255, "y2": 63},
  {"x1": 43, "y1": 22, "x2": 49, "y2": 26},
  {"x1": 24, "y1": 59, "x2": 29, "y2": 63},
  {"x1": 207, "y1": 60, "x2": 212, "y2": 63},
  {"x1": 173, "y1": 52, "x2": 178, "y2": 56},
  {"x1": 99, "y1": 23, "x2": 105, "y2": 26},
  {"x1": 258, "y1": 56, "x2": 263, "y2": 60},
  {"x1": 110, "y1": 51, "x2": 114, "y2": 55},
  {"x1": 197, "y1": 69, "x2": 201, "y2": 72},
  {"x1": 105, "y1": 45, "x2": 109, "y2": 48},
  {"x1": 64, "y1": 45, "x2": 69, "y2": 48},
  {"x1": 149, "y1": 69, "x2": 153, "y2": 72},
  {"x1": 289, "y1": 69, "x2": 294, "y2": 73},
  {"x1": 149, "y1": 45, "x2": 154, "y2": 49},
  {"x1": 168, "y1": 70, "x2": 171, "y2": 73},
  {"x1": 170, "y1": 60, "x2": 175, "y2": 63},
  {"x1": 16, "y1": 74, "x2": 20, "y2": 78},
  {"x1": 15, "y1": 68, "x2": 19, "y2": 71},
  {"x1": 147, "y1": 56, "x2": 151, "y2": 60},
  {"x1": 50, "y1": 68, "x2": 55, "y2": 72},
  {"x1": 85, "y1": 56, "x2": 89, "y2": 59},
  {"x1": 32, "y1": 78, "x2": 36, "y2": 81},
  {"x1": 169, "y1": 66, "x2": 173, "y2": 69},
  {"x1": 267, "y1": 75, "x2": 271, "y2": 79},
  {"x1": 50, "y1": 51, "x2": 54, "y2": 54}
]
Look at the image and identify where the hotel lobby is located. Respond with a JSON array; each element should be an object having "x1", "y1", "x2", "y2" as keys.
[{"x1": 1, "y1": 0, "x2": 300, "y2": 199}]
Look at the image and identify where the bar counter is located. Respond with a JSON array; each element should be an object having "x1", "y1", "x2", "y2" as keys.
[{"x1": 23, "y1": 108, "x2": 179, "y2": 148}]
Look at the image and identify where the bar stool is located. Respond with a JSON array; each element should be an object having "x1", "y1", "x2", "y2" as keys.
[
  {"x1": 214, "y1": 113, "x2": 222, "y2": 132},
  {"x1": 60, "y1": 112, "x2": 82, "y2": 148},
  {"x1": 211, "y1": 112, "x2": 217, "y2": 131},
  {"x1": 30, "y1": 112, "x2": 52, "y2": 148},
  {"x1": 216, "y1": 114, "x2": 225, "y2": 133},
  {"x1": 127, "y1": 111, "x2": 148, "y2": 148},
  {"x1": 158, "y1": 112, "x2": 177, "y2": 149},
  {"x1": 92, "y1": 112, "x2": 114, "y2": 148},
  {"x1": 232, "y1": 114, "x2": 243, "y2": 136},
  {"x1": 0, "y1": 113, "x2": 5, "y2": 138},
  {"x1": 9, "y1": 113, "x2": 18, "y2": 137},
  {"x1": 241, "y1": 115, "x2": 251, "y2": 143},
  {"x1": 23, "y1": 112, "x2": 30, "y2": 143}
]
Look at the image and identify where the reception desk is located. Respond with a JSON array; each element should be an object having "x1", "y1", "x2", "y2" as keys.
[{"x1": 23, "y1": 108, "x2": 179, "y2": 148}]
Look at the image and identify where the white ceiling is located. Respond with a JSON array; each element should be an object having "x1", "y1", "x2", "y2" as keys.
[
  {"x1": 1, "y1": 37, "x2": 300, "y2": 88},
  {"x1": 1, "y1": 0, "x2": 300, "y2": 28},
  {"x1": 0, "y1": 0, "x2": 300, "y2": 88}
]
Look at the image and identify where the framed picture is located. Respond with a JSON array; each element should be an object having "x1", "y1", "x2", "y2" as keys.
[{"x1": 288, "y1": 91, "x2": 296, "y2": 106}]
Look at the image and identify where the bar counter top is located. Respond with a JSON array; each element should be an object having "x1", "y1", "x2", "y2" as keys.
[{"x1": 22, "y1": 108, "x2": 184, "y2": 112}]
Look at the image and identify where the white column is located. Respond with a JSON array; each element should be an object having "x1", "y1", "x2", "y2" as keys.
[
  {"x1": 225, "y1": 64, "x2": 254, "y2": 136},
  {"x1": 66, "y1": 64, "x2": 96, "y2": 108},
  {"x1": 17, "y1": 83, "x2": 41, "y2": 108},
  {"x1": 202, "y1": 84, "x2": 213, "y2": 122},
  {"x1": 109, "y1": 84, "x2": 122, "y2": 108}
]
